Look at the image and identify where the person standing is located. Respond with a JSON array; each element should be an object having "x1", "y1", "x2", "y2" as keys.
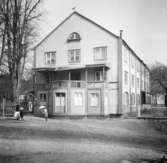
[
  {"x1": 15, "y1": 103, "x2": 20, "y2": 120},
  {"x1": 39, "y1": 105, "x2": 48, "y2": 122},
  {"x1": 20, "y1": 104, "x2": 24, "y2": 120},
  {"x1": 43, "y1": 107, "x2": 48, "y2": 122}
]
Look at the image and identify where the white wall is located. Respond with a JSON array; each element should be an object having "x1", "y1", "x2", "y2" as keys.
[{"x1": 35, "y1": 13, "x2": 118, "y2": 82}]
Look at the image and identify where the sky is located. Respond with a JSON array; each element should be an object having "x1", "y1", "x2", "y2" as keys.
[{"x1": 37, "y1": 0, "x2": 167, "y2": 66}]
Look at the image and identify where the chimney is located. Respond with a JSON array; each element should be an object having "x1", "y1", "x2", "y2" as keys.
[{"x1": 120, "y1": 30, "x2": 123, "y2": 39}]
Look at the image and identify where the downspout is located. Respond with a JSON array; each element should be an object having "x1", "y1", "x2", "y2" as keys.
[{"x1": 118, "y1": 30, "x2": 123, "y2": 114}]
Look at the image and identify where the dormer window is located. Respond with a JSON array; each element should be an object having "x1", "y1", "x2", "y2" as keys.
[{"x1": 67, "y1": 32, "x2": 81, "y2": 42}]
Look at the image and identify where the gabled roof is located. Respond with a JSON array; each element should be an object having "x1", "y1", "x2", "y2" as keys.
[
  {"x1": 34, "y1": 11, "x2": 149, "y2": 71},
  {"x1": 33, "y1": 11, "x2": 119, "y2": 49}
]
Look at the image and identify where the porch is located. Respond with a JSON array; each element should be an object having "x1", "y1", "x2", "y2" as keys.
[{"x1": 33, "y1": 64, "x2": 119, "y2": 117}]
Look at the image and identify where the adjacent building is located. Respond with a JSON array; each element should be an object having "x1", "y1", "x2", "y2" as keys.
[{"x1": 33, "y1": 11, "x2": 150, "y2": 117}]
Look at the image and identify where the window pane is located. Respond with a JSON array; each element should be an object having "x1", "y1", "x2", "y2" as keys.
[
  {"x1": 101, "y1": 47, "x2": 106, "y2": 59},
  {"x1": 132, "y1": 75, "x2": 135, "y2": 86},
  {"x1": 124, "y1": 71, "x2": 128, "y2": 85},
  {"x1": 71, "y1": 53, "x2": 74, "y2": 62},
  {"x1": 40, "y1": 94, "x2": 43, "y2": 100},
  {"x1": 75, "y1": 50, "x2": 80, "y2": 62},
  {"x1": 51, "y1": 52, "x2": 55, "y2": 64},
  {"x1": 47, "y1": 53, "x2": 50, "y2": 58},
  {"x1": 94, "y1": 47, "x2": 107, "y2": 60},
  {"x1": 124, "y1": 92, "x2": 129, "y2": 106},
  {"x1": 95, "y1": 71, "x2": 102, "y2": 81},
  {"x1": 74, "y1": 92, "x2": 83, "y2": 106},
  {"x1": 68, "y1": 49, "x2": 80, "y2": 63},
  {"x1": 90, "y1": 93, "x2": 99, "y2": 107},
  {"x1": 130, "y1": 93, "x2": 135, "y2": 105},
  {"x1": 44, "y1": 94, "x2": 46, "y2": 101},
  {"x1": 45, "y1": 52, "x2": 56, "y2": 65},
  {"x1": 137, "y1": 78, "x2": 140, "y2": 88}
]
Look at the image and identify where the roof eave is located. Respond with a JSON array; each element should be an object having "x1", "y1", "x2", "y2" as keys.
[
  {"x1": 122, "y1": 40, "x2": 150, "y2": 71},
  {"x1": 33, "y1": 11, "x2": 119, "y2": 50}
]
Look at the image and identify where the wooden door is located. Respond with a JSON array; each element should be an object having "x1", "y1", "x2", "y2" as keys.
[
  {"x1": 55, "y1": 92, "x2": 66, "y2": 114},
  {"x1": 88, "y1": 89, "x2": 101, "y2": 115}
]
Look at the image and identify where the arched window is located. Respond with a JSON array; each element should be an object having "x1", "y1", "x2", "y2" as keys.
[{"x1": 67, "y1": 32, "x2": 81, "y2": 42}]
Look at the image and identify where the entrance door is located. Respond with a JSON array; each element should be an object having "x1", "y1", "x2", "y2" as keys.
[
  {"x1": 55, "y1": 92, "x2": 66, "y2": 114},
  {"x1": 88, "y1": 89, "x2": 101, "y2": 115}
]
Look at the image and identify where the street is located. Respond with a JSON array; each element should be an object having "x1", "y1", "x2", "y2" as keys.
[{"x1": 0, "y1": 116, "x2": 167, "y2": 163}]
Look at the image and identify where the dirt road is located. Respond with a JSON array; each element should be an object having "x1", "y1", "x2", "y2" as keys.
[{"x1": 0, "y1": 116, "x2": 167, "y2": 163}]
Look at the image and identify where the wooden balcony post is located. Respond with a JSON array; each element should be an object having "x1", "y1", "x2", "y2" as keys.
[
  {"x1": 102, "y1": 66, "x2": 105, "y2": 81},
  {"x1": 85, "y1": 69, "x2": 88, "y2": 82},
  {"x1": 67, "y1": 71, "x2": 71, "y2": 115},
  {"x1": 68, "y1": 71, "x2": 71, "y2": 81}
]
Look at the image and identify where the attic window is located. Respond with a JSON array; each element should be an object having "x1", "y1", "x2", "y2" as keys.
[{"x1": 67, "y1": 32, "x2": 81, "y2": 42}]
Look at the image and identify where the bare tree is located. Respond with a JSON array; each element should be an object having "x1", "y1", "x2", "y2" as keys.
[{"x1": 0, "y1": 0, "x2": 42, "y2": 102}]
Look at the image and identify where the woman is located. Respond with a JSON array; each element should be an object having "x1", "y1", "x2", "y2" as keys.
[
  {"x1": 39, "y1": 105, "x2": 48, "y2": 122},
  {"x1": 19, "y1": 104, "x2": 24, "y2": 120},
  {"x1": 43, "y1": 107, "x2": 48, "y2": 122},
  {"x1": 15, "y1": 103, "x2": 20, "y2": 120}
]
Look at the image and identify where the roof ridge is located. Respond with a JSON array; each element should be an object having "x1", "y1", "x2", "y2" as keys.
[{"x1": 33, "y1": 11, "x2": 119, "y2": 49}]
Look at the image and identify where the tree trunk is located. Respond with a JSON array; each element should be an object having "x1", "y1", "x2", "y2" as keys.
[{"x1": 11, "y1": 63, "x2": 22, "y2": 103}]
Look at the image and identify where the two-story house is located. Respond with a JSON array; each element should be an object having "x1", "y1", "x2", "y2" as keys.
[{"x1": 33, "y1": 11, "x2": 150, "y2": 117}]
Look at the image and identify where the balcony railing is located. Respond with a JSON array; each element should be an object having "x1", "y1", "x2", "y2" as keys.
[{"x1": 35, "y1": 80, "x2": 106, "y2": 90}]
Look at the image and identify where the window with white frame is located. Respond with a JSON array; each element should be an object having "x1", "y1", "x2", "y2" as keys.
[
  {"x1": 95, "y1": 71, "x2": 103, "y2": 81},
  {"x1": 90, "y1": 93, "x2": 99, "y2": 107},
  {"x1": 131, "y1": 56, "x2": 135, "y2": 69},
  {"x1": 124, "y1": 48, "x2": 128, "y2": 63},
  {"x1": 39, "y1": 93, "x2": 47, "y2": 102},
  {"x1": 131, "y1": 75, "x2": 135, "y2": 87},
  {"x1": 137, "y1": 78, "x2": 140, "y2": 88},
  {"x1": 124, "y1": 71, "x2": 128, "y2": 85},
  {"x1": 130, "y1": 93, "x2": 135, "y2": 105},
  {"x1": 137, "y1": 61, "x2": 140, "y2": 72},
  {"x1": 74, "y1": 92, "x2": 83, "y2": 106},
  {"x1": 68, "y1": 49, "x2": 80, "y2": 63},
  {"x1": 124, "y1": 92, "x2": 129, "y2": 106},
  {"x1": 45, "y1": 51, "x2": 56, "y2": 65},
  {"x1": 136, "y1": 94, "x2": 140, "y2": 105},
  {"x1": 94, "y1": 46, "x2": 107, "y2": 61}
]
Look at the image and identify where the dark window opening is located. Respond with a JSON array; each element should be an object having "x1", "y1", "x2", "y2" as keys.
[
  {"x1": 71, "y1": 72, "x2": 81, "y2": 80},
  {"x1": 67, "y1": 32, "x2": 81, "y2": 42}
]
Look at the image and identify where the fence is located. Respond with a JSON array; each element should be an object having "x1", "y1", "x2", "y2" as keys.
[
  {"x1": 0, "y1": 99, "x2": 15, "y2": 118},
  {"x1": 141, "y1": 105, "x2": 167, "y2": 117}
]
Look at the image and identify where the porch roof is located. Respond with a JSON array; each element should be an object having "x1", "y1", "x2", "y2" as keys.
[{"x1": 34, "y1": 63, "x2": 110, "y2": 72}]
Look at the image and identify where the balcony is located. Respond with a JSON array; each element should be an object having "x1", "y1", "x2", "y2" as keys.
[{"x1": 35, "y1": 80, "x2": 106, "y2": 90}]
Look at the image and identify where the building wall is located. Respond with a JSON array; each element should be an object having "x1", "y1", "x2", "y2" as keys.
[
  {"x1": 35, "y1": 13, "x2": 118, "y2": 83},
  {"x1": 34, "y1": 12, "x2": 150, "y2": 117},
  {"x1": 122, "y1": 43, "x2": 150, "y2": 116}
]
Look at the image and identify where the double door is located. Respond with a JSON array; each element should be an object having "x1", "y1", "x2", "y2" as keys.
[
  {"x1": 87, "y1": 89, "x2": 101, "y2": 115},
  {"x1": 55, "y1": 91, "x2": 66, "y2": 114}
]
